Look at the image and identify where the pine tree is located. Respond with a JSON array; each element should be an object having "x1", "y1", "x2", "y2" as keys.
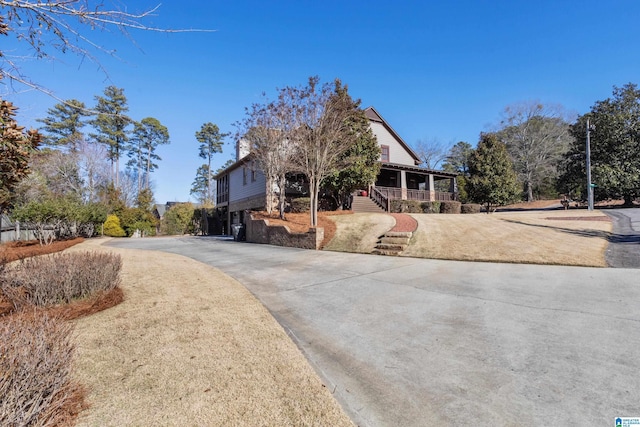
[
  {"x1": 128, "y1": 117, "x2": 170, "y2": 192},
  {"x1": 90, "y1": 86, "x2": 132, "y2": 187},
  {"x1": 190, "y1": 164, "x2": 212, "y2": 204},
  {"x1": 36, "y1": 99, "x2": 88, "y2": 151},
  {"x1": 467, "y1": 133, "x2": 520, "y2": 212},
  {"x1": 195, "y1": 123, "x2": 228, "y2": 205}
]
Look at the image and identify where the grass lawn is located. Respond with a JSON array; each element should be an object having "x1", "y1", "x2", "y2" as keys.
[
  {"x1": 67, "y1": 239, "x2": 354, "y2": 427},
  {"x1": 402, "y1": 209, "x2": 611, "y2": 267},
  {"x1": 323, "y1": 213, "x2": 395, "y2": 253}
]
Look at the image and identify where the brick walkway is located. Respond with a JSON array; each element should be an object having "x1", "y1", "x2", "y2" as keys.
[{"x1": 388, "y1": 213, "x2": 418, "y2": 233}]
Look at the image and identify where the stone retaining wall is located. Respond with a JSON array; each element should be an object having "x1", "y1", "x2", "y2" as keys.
[{"x1": 245, "y1": 215, "x2": 324, "y2": 250}]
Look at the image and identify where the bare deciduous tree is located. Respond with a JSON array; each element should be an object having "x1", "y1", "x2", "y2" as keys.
[
  {"x1": 1, "y1": 2, "x2": 212, "y2": 95},
  {"x1": 236, "y1": 92, "x2": 297, "y2": 219},
  {"x1": 413, "y1": 137, "x2": 449, "y2": 170},
  {"x1": 495, "y1": 101, "x2": 574, "y2": 201},
  {"x1": 289, "y1": 77, "x2": 366, "y2": 227}
]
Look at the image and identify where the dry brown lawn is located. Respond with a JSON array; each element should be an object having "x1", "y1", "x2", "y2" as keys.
[
  {"x1": 67, "y1": 238, "x2": 353, "y2": 427},
  {"x1": 403, "y1": 209, "x2": 611, "y2": 266},
  {"x1": 323, "y1": 213, "x2": 395, "y2": 253}
]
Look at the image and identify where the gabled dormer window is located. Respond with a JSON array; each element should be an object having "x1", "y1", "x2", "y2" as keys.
[{"x1": 381, "y1": 145, "x2": 390, "y2": 162}]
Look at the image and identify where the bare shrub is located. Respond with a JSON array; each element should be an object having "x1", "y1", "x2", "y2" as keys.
[
  {"x1": 2, "y1": 252, "x2": 122, "y2": 309},
  {"x1": 0, "y1": 311, "x2": 85, "y2": 426}
]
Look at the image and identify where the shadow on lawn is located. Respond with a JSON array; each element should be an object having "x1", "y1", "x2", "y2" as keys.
[{"x1": 501, "y1": 219, "x2": 640, "y2": 245}]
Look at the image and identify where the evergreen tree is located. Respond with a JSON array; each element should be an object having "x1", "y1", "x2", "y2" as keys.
[
  {"x1": 90, "y1": 86, "x2": 132, "y2": 187},
  {"x1": 561, "y1": 83, "x2": 640, "y2": 205},
  {"x1": 322, "y1": 108, "x2": 380, "y2": 209},
  {"x1": 442, "y1": 141, "x2": 473, "y2": 175},
  {"x1": 195, "y1": 122, "x2": 228, "y2": 205},
  {"x1": 1, "y1": 97, "x2": 42, "y2": 213},
  {"x1": 190, "y1": 164, "x2": 212, "y2": 204},
  {"x1": 128, "y1": 117, "x2": 170, "y2": 192},
  {"x1": 467, "y1": 133, "x2": 520, "y2": 212},
  {"x1": 36, "y1": 99, "x2": 88, "y2": 151}
]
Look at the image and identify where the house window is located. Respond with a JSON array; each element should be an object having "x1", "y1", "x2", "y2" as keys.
[
  {"x1": 251, "y1": 161, "x2": 257, "y2": 182},
  {"x1": 243, "y1": 166, "x2": 247, "y2": 185},
  {"x1": 381, "y1": 145, "x2": 390, "y2": 162}
]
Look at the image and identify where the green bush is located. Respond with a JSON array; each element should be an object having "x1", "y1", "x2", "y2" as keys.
[
  {"x1": 461, "y1": 203, "x2": 482, "y2": 214},
  {"x1": 103, "y1": 214, "x2": 126, "y2": 237},
  {"x1": 160, "y1": 203, "x2": 195, "y2": 235},
  {"x1": 440, "y1": 200, "x2": 462, "y2": 214},
  {"x1": 389, "y1": 200, "x2": 422, "y2": 213},
  {"x1": 420, "y1": 201, "x2": 441, "y2": 214},
  {"x1": 290, "y1": 197, "x2": 310, "y2": 213}
]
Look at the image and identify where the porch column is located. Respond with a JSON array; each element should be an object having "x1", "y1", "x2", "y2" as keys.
[
  {"x1": 449, "y1": 177, "x2": 458, "y2": 193},
  {"x1": 400, "y1": 170, "x2": 407, "y2": 200},
  {"x1": 428, "y1": 174, "x2": 435, "y2": 201}
]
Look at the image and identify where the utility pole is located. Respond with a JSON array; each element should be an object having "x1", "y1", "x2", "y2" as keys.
[{"x1": 586, "y1": 119, "x2": 594, "y2": 211}]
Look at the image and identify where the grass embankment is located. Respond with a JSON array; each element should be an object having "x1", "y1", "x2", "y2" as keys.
[
  {"x1": 323, "y1": 213, "x2": 395, "y2": 253},
  {"x1": 403, "y1": 209, "x2": 611, "y2": 266},
  {"x1": 68, "y1": 239, "x2": 354, "y2": 427}
]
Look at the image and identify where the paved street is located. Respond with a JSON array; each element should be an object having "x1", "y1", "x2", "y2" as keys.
[
  {"x1": 605, "y1": 208, "x2": 640, "y2": 268},
  {"x1": 107, "y1": 236, "x2": 640, "y2": 426}
]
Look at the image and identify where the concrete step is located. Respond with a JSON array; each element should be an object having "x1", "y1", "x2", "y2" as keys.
[
  {"x1": 380, "y1": 236, "x2": 411, "y2": 245},
  {"x1": 371, "y1": 248, "x2": 402, "y2": 256},
  {"x1": 372, "y1": 230, "x2": 412, "y2": 256},
  {"x1": 375, "y1": 243, "x2": 407, "y2": 251},
  {"x1": 384, "y1": 231, "x2": 413, "y2": 239},
  {"x1": 352, "y1": 195, "x2": 385, "y2": 213}
]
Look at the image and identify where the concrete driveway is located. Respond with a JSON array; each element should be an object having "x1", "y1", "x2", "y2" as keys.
[
  {"x1": 106, "y1": 237, "x2": 640, "y2": 426},
  {"x1": 605, "y1": 208, "x2": 640, "y2": 268}
]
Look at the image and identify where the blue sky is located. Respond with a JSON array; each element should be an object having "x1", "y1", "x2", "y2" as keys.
[{"x1": 4, "y1": 0, "x2": 640, "y2": 204}]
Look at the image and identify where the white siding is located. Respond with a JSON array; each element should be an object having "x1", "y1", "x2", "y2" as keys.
[
  {"x1": 228, "y1": 164, "x2": 267, "y2": 203},
  {"x1": 369, "y1": 122, "x2": 416, "y2": 166}
]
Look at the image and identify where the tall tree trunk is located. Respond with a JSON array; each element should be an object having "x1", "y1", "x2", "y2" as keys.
[
  {"x1": 278, "y1": 174, "x2": 286, "y2": 220},
  {"x1": 526, "y1": 180, "x2": 534, "y2": 202},
  {"x1": 207, "y1": 155, "x2": 212, "y2": 203},
  {"x1": 309, "y1": 176, "x2": 319, "y2": 227},
  {"x1": 115, "y1": 149, "x2": 120, "y2": 188},
  {"x1": 146, "y1": 149, "x2": 151, "y2": 190},
  {"x1": 265, "y1": 177, "x2": 273, "y2": 214}
]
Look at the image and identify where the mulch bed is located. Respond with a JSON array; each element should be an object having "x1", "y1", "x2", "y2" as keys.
[
  {"x1": 1, "y1": 237, "x2": 124, "y2": 319},
  {"x1": 545, "y1": 217, "x2": 611, "y2": 222},
  {"x1": 250, "y1": 210, "x2": 353, "y2": 248},
  {"x1": 0, "y1": 238, "x2": 84, "y2": 263}
]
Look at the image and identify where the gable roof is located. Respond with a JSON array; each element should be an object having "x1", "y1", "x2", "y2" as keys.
[{"x1": 364, "y1": 106, "x2": 421, "y2": 166}]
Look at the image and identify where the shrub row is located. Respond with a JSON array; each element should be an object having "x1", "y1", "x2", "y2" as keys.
[
  {"x1": 0, "y1": 312, "x2": 85, "y2": 426},
  {"x1": 388, "y1": 200, "x2": 480, "y2": 214},
  {"x1": 1, "y1": 251, "x2": 122, "y2": 309},
  {"x1": 461, "y1": 203, "x2": 482, "y2": 214}
]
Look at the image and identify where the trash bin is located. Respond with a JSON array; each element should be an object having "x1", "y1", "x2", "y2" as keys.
[{"x1": 231, "y1": 224, "x2": 246, "y2": 241}]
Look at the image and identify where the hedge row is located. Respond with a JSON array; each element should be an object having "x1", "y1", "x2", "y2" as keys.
[{"x1": 389, "y1": 200, "x2": 480, "y2": 214}]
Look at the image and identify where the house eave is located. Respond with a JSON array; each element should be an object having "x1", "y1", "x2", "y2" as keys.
[
  {"x1": 380, "y1": 161, "x2": 458, "y2": 178},
  {"x1": 365, "y1": 106, "x2": 422, "y2": 166},
  {"x1": 213, "y1": 154, "x2": 255, "y2": 180}
]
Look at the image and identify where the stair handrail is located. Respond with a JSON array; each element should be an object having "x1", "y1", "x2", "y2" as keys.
[{"x1": 370, "y1": 187, "x2": 389, "y2": 212}]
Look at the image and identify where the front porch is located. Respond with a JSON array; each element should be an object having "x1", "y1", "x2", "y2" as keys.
[{"x1": 370, "y1": 164, "x2": 458, "y2": 211}]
